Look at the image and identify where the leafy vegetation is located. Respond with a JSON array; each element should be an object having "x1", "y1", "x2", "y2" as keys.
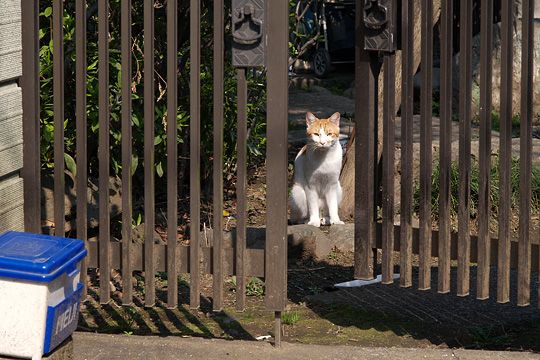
[{"x1": 38, "y1": 1, "x2": 267, "y2": 204}]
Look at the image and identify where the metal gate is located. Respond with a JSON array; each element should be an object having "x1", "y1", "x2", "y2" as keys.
[
  {"x1": 20, "y1": 0, "x2": 538, "y2": 347},
  {"x1": 355, "y1": 0, "x2": 538, "y2": 307},
  {"x1": 21, "y1": 0, "x2": 289, "y2": 343}
]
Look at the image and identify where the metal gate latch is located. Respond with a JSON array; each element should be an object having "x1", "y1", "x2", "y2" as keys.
[
  {"x1": 232, "y1": 0, "x2": 266, "y2": 68},
  {"x1": 363, "y1": 0, "x2": 397, "y2": 52}
]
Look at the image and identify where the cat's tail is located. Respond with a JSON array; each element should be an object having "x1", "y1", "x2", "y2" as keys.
[{"x1": 290, "y1": 183, "x2": 308, "y2": 224}]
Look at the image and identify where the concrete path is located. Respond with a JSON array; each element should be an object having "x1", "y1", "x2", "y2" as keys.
[{"x1": 73, "y1": 332, "x2": 539, "y2": 360}]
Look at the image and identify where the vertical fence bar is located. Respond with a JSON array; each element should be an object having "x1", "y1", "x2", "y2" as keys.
[
  {"x1": 53, "y1": 0, "x2": 65, "y2": 236},
  {"x1": 212, "y1": 0, "x2": 225, "y2": 312},
  {"x1": 121, "y1": 0, "x2": 133, "y2": 306},
  {"x1": 144, "y1": 0, "x2": 156, "y2": 307},
  {"x1": 274, "y1": 311, "x2": 282, "y2": 348},
  {"x1": 438, "y1": 0, "x2": 453, "y2": 295},
  {"x1": 419, "y1": 0, "x2": 433, "y2": 291},
  {"x1": 22, "y1": 0, "x2": 41, "y2": 234},
  {"x1": 189, "y1": 0, "x2": 201, "y2": 309},
  {"x1": 497, "y1": 0, "x2": 513, "y2": 305},
  {"x1": 477, "y1": 0, "x2": 494, "y2": 301},
  {"x1": 236, "y1": 69, "x2": 247, "y2": 310},
  {"x1": 381, "y1": 54, "x2": 395, "y2": 285},
  {"x1": 399, "y1": 0, "x2": 413, "y2": 289},
  {"x1": 76, "y1": 1, "x2": 88, "y2": 241},
  {"x1": 76, "y1": 0, "x2": 88, "y2": 298},
  {"x1": 355, "y1": 0, "x2": 376, "y2": 280},
  {"x1": 166, "y1": 0, "x2": 178, "y2": 309},
  {"x1": 265, "y1": 0, "x2": 288, "y2": 314},
  {"x1": 518, "y1": 0, "x2": 534, "y2": 307},
  {"x1": 98, "y1": 0, "x2": 111, "y2": 304},
  {"x1": 457, "y1": 0, "x2": 472, "y2": 297}
]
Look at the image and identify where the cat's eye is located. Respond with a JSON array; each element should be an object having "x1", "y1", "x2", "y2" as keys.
[{"x1": 313, "y1": 133, "x2": 319, "y2": 136}]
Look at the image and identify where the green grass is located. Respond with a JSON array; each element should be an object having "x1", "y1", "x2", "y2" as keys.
[
  {"x1": 490, "y1": 111, "x2": 521, "y2": 135},
  {"x1": 226, "y1": 277, "x2": 265, "y2": 297},
  {"x1": 282, "y1": 311, "x2": 301, "y2": 326},
  {"x1": 467, "y1": 325, "x2": 512, "y2": 349},
  {"x1": 413, "y1": 156, "x2": 540, "y2": 221},
  {"x1": 246, "y1": 277, "x2": 265, "y2": 297}
]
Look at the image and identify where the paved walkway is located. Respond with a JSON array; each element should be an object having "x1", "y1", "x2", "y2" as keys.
[{"x1": 73, "y1": 333, "x2": 540, "y2": 360}]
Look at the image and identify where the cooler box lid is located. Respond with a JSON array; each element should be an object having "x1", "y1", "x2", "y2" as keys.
[{"x1": 0, "y1": 231, "x2": 87, "y2": 282}]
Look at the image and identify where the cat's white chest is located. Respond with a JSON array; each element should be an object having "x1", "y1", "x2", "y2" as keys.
[{"x1": 301, "y1": 143, "x2": 342, "y2": 188}]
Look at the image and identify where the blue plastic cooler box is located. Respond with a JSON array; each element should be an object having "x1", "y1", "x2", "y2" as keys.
[{"x1": 0, "y1": 231, "x2": 87, "y2": 360}]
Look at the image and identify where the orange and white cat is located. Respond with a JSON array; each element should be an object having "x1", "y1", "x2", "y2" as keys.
[{"x1": 290, "y1": 112, "x2": 344, "y2": 227}]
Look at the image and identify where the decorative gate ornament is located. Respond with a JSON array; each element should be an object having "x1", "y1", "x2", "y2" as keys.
[
  {"x1": 232, "y1": 0, "x2": 266, "y2": 67},
  {"x1": 363, "y1": 0, "x2": 397, "y2": 52}
]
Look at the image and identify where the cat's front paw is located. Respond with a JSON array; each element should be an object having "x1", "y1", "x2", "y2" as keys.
[
  {"x1": 308, "y1": 219, "x2": 321, "y2": 227},
  {"x1": 330, "y1": 219, "x2": 345, "y2": 225}
]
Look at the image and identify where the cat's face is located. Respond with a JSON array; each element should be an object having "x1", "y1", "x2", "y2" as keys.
[{"x1": 306, "y1": 112, "x2": 340, "y2": 149}]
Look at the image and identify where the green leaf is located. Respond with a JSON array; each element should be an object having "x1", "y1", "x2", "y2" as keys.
[
  {"x1": 43, "y1": 7, "x2": 52, "y2": 17},
  {"x1": 117, "y1": 71, "x2": 122, "y2": 88},
  {"x1": 132, "y1": 114, "x2": 140, "y2": 127},
  {"x1": 64, "y1": 153, "x2": 77, "y2": 177},
  {"x1": 131, "y1": 155, "x2": 138, "y2": 176},
  {"x1": 133, "y1": 212, "x2": 142, "y2": 227},
  {"x1": 87, "y1": 60, "x2": 98, "y2": 71},
  {"x1": 156, "y1": 162, "x2": 163, "y2": 178}
]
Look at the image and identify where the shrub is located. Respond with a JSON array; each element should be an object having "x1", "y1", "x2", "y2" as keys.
[{"x1": 38, "y1": 1, "x2": 267, "y2": 202}]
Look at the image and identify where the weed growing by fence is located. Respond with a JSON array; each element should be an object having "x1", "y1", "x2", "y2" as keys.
[
  {"x1": 227, "y1": 276, "x2": 265, "y2": 297},
  {"x1": 282, "y1": 311, "x2": 301, "y2": 325},
  {"x1": 246, "y1": 277, "x2": 265, "y2": 297},
  {"x1": 467, "y1": 325, "x2": 512, "y2": 349}
]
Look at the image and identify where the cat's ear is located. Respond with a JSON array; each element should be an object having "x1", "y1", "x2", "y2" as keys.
[
  {"x1": 306, "y1": 112, "x2": 317, "y2": 126},
  {"x1": 329, "y1": 112, "x2": 340, "y2": 126}
]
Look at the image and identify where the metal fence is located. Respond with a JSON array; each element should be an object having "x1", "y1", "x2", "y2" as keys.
[
  {"x1": 356, "y1": 0, "x2": 538, "y2": 307},
  {"x1": 20, "y1": 0, "x2": 538, "y2": 348},
  {"x1": 21, "y1": 0, "x2": 289, "y2": 341}
]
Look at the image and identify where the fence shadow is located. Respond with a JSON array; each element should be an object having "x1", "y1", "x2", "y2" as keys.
[
  {"x1": 78, "y1": 272, "x2": 255, "y2": 341},
  {"x1": 291, "y1": 252, "x2": 540, "y2": 352},
  {"x1": 77, "y1": 230, "x2": 540, "y2": 352}
]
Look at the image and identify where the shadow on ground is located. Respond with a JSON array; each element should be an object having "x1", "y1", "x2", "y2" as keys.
[
  {"x1": 78, "y1": 240, "x2": 540, "y2": 353},
  {"x1": 302, "y1": 263, "x2": 540, "y2": 351},
  {"x1": 79, "y1": 275, "x2": 255, "y2": 341}
]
